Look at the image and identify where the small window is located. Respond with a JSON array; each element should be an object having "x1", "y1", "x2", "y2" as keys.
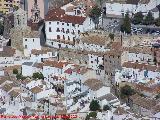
[
  {"x1": 57, "y1": 35, "x2": 60, "y2": 39},
  {"x1": 62, "y1": 23, "x2": 64, "y2": 25},
  {"x1": 33, "y1": 39, "x2": 34, "y2": 42},
  {"x1": 91, "y1": 61, "x2": 93, "y2": 63},
  {"x1": 56, "y1": 28, "x2": 60, "y2": 32},
  {"x1": 68, "y1": 36, "x2": 70, "y2": 40},
  {"x1": 25, "y1": 39, "x2": 27, "y2": 41},
  {"x1": 78, "y1": 30, "x2": 80, "y2": 34},
  {"x1": 67, "y1": 23, "x2": 69, "y2": 26},
  {"x1": 72, "y1": 23, "x2": 75, "y2": 27},
  {"x1": 49, "y1": 27, "x2": 52, "y2": 32},
  {"x1": 25, "y1": 45, "x2": 27, "y2": 48},
  {"x1": 57, "y1": 22, "x2": 59, "y2": 25},
  {"x1": 49, "y1": 22, "x2": 51, "y2": 24}
]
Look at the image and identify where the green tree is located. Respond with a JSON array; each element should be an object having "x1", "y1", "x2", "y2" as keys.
[
  {"x1": 13, "y1": 68, "x2": 18, "y2": 74},
  {"x1": 16, "y1": 73, "x2": 26, "y2": 80},
  {"x1": 85, "y1": 112, "x2": 97, "y2": 120},
  {"x1": 32, "y1": 72, "x2": 44, "y2": 79},
  {"x1": 155, "y1": 18, "x2": 160, "y2": 26},
  {"x1": 13, "y1": 5, "x2": 19, "y2": 11},
  {"x1": 143, "y1": 11, "x2": 154, "y2": 25},
  {"x1": 120, "y1": 85, "x2": 135, "y2": 98},
  {"x1": 132, "y1": 12, "x2": 144, "y2": 24},
  {"x1": 103, "y1": 105, "x2": 110, "y2": 111},
  {"x1": 89, "y1": 100, "x2": 100, "y2": 111},
  {"x1": 155, "y1": 94, "x2": 160, "y2": 99},
  {"x1": 121, "y1": 12, "x2": 131, "y2": 34},
  {"x1": 89, "y1": 5, "x2": 102, "y2": 29},
  {"x1": 109, "y1": 33, "x2": 114, "y2": 41}
]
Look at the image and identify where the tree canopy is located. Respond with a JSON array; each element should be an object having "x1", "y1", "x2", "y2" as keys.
[
  {"x1": 89, "y1": 5, "x2": 101, "y2": 27},
  {"x1": 85, "y1": 112, "x2": 97, "y2": 120},
  {"x1": 13, "y1": 68, "x2": 18, "y2": 74},
  {"x1": 103, "y1": 105, "x2": 110, "y2": 111},
  {"x1": 32, "y1": 72, "x2": 44, "y2": 79},
  {"x1": 132, "y1": 12, "x2": 144, "y2": 24},
  {"x1": 155, "y1": 18, "x2": 160, "y2": 26},
  {"x1": 89, "y1": 100, "x2": 100, "y2": 111},
  {"x1": 120, "y1": 85, "x2": 135, "y2": 98},
  {"x1": 143, "y1": 11, "x2": 154, "y2": 25},
  {"x1": 121, "y1": 12, "x2": 131, "y2": 34},
  {"x1": 109, "y1": 33, "x2": 114, "y2": 41}
]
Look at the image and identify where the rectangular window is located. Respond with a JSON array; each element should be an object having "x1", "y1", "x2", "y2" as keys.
[
  {"x1": 66, "y1": 29, "x2": 69, "y2": 34},
  {"x1": 57, "y1": 22, "x2": 59, "y2": 25},
  {"x1": 57, "y1": 35, "x2": 60, "y2": 39},
  {"x1": 62, "y1": 28, "x2": 64, "y2": 33},
  {"x1": 72, "y1": 23, "x2": 75, "y2": 27},
  {"x1": 49, "y1": 22, "x2": 51, "y2": 24},
  {"x1": 62, "y1": 23, "x2": 64, "y2": 25},
  {"x1": 56, "y1": 28, "x2": 60, "y2": 32},
  {"x1": 25, "y1": 39, "x2": 27, "y2": 41},
  {"x1": 49, "y1": 27, "x2": 52, "y2": 32},
  {"x1": 33, "y1": 39, "x2": 34, "y2": 42},
  {"x1": 67, "y1": 23, "x2": 69, "y2": 26}
]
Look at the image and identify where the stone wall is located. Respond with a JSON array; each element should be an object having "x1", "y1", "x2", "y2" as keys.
[{"x1": 10, "y1": 26, "x2": 39, "y2": 51}]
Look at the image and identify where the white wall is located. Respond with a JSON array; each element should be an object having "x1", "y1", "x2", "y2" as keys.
[
  {"x1": 45, "y1": 21, "x2": 83, "y2": 41},
  {"x1": 96, "y1": 86, "x2": 110, "y2": 98},
  {"x1": 88, "y1": 54, "x2": 104, "y2": 70},
  {"x1": 23, "y1": 38, "x2": 41, "y2": 57}
]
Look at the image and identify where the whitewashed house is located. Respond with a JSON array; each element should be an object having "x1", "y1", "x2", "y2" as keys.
[
  {"x1": 98, "y1": 93, "x2": 120, "y2": 108},
  {"x1": 0, "y1": 46, "x2": 16, "y2": 67},
  {"x1": 83, "y1": 79, "x2": 110, "y2": 99},
  {"x1": 115, "y1": 62, "x2": 160, "y2": 84},
  {"x1": 30, "y1": 48, "x2": 58, "y2": 63},
  {"x1": 23, "y1": 36, "x2": 41, "y2": 57},
  {"x1": 121, "y1": 47, "x2": 155, "y2": 65},
  {"x1": 88, "y1": 54, "x2": 104, "y2": 70},
  {"x1": 104, "y1": 0, "x2": 160, "y2": 18},
  {"x1": 45, "y1": 8, "x2": 95, "y2": 48},
  {"x1": 22, "y1": 62, "x2": 42, "y2": 76}
]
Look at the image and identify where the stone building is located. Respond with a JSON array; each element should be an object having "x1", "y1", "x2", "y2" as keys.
[
  {"x1": 3, "y1": 14, "x2": 14, "y2": 39},
  {"x1": 14, "y1": 8, "x2": 27, "y2": 28},
  {"x1": 104, "y1": 42, "x2": 122, "y2": 81}
]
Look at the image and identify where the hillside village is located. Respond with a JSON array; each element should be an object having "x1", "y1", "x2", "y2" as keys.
[{"x1": 0, "y1": 0, "x2": 159, "y2": 120}]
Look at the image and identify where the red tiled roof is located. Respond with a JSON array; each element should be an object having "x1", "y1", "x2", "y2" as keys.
[
  {"x1": 43, "y1": 60, "x2": 69, "y2": 69},
  {"x1": 122, "y1": 62, "x2": 158, "y2": 71},
  {"x1": 45, "y1": 8, "x2": 86, "y2": 25}
]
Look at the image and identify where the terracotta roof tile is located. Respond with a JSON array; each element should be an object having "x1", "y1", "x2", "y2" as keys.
[
  {"x1": 30, "y1": 86, "x2": 43, "y2": 94},
  {"x1": 43, "y1": 60, "x2": 69, "y2": 69},
  {"x1": 122, "y1": 62, "x2": 158, "y2": 71},
  {"x1": 0, "y1": 46, "x2": 15, "y2": 57},
  {"x1": 45, "y1": 8, "x2": 86, "y2": 25},
  {"x1": 84, "y1": 79, "x2": 104, "y2": 91}
]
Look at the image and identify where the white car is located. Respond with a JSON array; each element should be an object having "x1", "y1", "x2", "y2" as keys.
[{"x1": 153, "y1": 31, "x2": 160, "y2": 35}]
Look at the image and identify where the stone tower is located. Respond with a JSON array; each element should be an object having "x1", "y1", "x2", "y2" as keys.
[
  {"x1": 14, "y1": 8, "x2": 27, "y2": 28},
  {"x1": 31, "y1": 0, "x2": 41, "y2": 23},
  {"x1": 27, "y1": 0, "x2": 44, "y2": 20}
]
